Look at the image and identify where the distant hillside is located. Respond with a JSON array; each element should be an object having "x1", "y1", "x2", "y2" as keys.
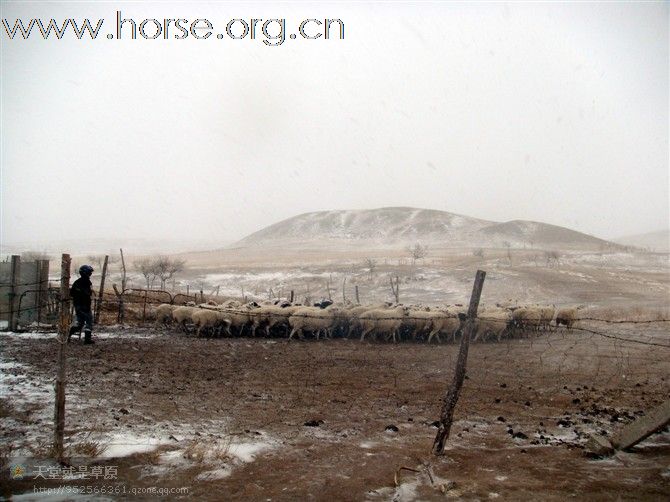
[
  {"x1": 477, "y1": 220, "x2": 614, "y2": 248},
  {"x1": 234, "y1": 207, "x2": 618, "y2": 251},
  {"x1": 612, "y1": 230, "x2": 670, "y2": 252}
]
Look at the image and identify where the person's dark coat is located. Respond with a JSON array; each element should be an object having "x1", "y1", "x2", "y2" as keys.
[{"x1": 70, "y1": 276, "x2": 93, "y2": 310}]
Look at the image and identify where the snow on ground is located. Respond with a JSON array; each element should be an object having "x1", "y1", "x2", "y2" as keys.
[
  {"x1": 98, "y1": 432, "x2": 170, "y2": 458},
  {"x1": 0, "y1": 358, "x2": 56, "y2": 457},
  {"x1": 2, "y1": 334, "x2": 278, "y2": 486}
]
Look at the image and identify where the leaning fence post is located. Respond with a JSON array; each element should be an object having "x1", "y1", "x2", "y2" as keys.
[
  {"x1": 54, "y1": 253, "x2": 70, "y2": 464},
  {"x1": 94, "y1": 255, "x2": 108, "y2": 324},
  {"x1": 432, "y1": 269, "x2": 486, "y2": 455},
  {"x1": 9, "y1": 255, "x2": 21, "y2": 331},
  {"x1": 112, "y1": 284, "x2": 124, "y2": 323}
]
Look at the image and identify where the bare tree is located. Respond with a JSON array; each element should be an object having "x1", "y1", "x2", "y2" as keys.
[
  {"x1": 155, "y1": 256, "x2": 186, "y2": 290},
  {"x1": 407, "y1": 243, "x2": 429, "y2": 266},
  {"x1": 134, "y1": 257, "x2": 159, "y2": 289},
  {"x1": 502, "y1": 241, "x2": 512, "y2": 265},
  {"x1": 132, "y1": 255, "x2": 186, "y2": 290},
  {"x1": 407, "y1": 243, "x2": 428, "y2": 279},
  {"x1": 364, "y1": 258, "x2": 377, "y2": 281},
  {"x1": 545, "y1": 250, "x2": 560, "y2": 267}
]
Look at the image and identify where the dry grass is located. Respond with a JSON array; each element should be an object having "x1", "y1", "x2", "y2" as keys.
[
  {"x1": 182, "y1": 439, "x2": 232, "y2": 464},
  {"x1": 70, "y1": 440, "x2": 108, "y2": 457}
]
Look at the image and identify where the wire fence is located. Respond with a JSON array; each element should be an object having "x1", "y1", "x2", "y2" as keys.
[{"x1": 2, "y1": 285, "x2": 669, "y2": 347}]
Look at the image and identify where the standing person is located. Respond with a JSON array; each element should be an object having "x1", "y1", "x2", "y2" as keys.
[{"x1": 69, "y1": 265, "x2": 95, "y2": 344}]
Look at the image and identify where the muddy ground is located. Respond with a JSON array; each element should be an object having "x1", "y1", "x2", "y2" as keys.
[{"x1": 2, "y1": 323, "x2": 669, "y2": 501}]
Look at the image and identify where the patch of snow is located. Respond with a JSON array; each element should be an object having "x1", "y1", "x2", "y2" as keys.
[
  {"x1": 99, "y1": 432, "x2": 170, "y2": 458},
  {"x1": 1, "y1": 331, "x2": 56, "y2": 340},
  {"x1": 195, "y1": 467, "x2": 232, "y2": 481},
  {"x1": 228, "y1": 441, "x2": 272, "y2": 463}
]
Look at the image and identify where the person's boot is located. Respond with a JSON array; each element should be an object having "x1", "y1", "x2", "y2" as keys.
[
  {"x1": 83, "y1": 330, "x2": 94, "y2": 345},
  {"x1": 68, "y1": 325, "x2": 79, "y2": 343}
]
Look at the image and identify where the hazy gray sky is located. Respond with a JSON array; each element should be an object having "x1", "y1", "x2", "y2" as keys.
[{"x1": 2, "y1": 1, "x2": 668, "y2": 248}]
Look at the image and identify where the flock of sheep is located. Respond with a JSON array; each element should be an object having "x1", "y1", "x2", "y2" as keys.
[{"x1": 154, "y1": 300, "x2": 580, "y2": 343}]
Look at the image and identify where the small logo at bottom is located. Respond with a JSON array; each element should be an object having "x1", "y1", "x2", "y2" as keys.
[{"x1": 10, "y1": 463, "x2": 26, "y2": 479}]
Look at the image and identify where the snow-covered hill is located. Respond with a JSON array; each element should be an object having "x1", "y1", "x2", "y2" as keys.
[{"x1": 234, "y1": 207, "x2": 618, "y2": 251}]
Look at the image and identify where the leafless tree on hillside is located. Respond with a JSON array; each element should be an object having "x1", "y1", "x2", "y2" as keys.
[
  {"x1": 503, "y1": 241, "x2": 512, "y2": 265},
  {"x1": 132, "y1": 255, "x2": 186, "y2": 290},
  {"x1": 545, "y1": 250, "x2": 560, "y2": 267},
  {"x1": 407, "y1": 243, "x2": 428, "y2": 279},
  {"x1": 364, "y1": 258, "x2": 377, "y2": 281},
  {"x1": 134, "y1": 257, "x2": 159, "y2": 289},
  {"x1": 155, "y1": 256, "x2": 187, "y2": 290}
]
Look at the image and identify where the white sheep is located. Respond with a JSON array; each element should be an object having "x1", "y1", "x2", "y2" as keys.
[
  {"x1": 359, "y1": 306, "x2": 408, "y2": 343},
  {"x1": 220, "y1": 302, "x2": 260, "y2": 336},
  {"x1": 555, "y1": 307, "x2": 578, "y2": 329},
  {"x1": 192, "y1": 309, "x2": 232, "y2": 337},
  {"x1": 403, "y1": 309, "x2": 438, "y2": 341},
  {"x1": 474, "y1": 308, "x2": 512, "y2": 342},
  {"x1": 253, "y1": 305, "x2": 301, "y2": 337},
  {"x1": 172, "y1": 306, "x2": 198, "y2": 330},
  {"x1": 537, "y1": 305, "x2": 556, "y2": 331},
  {"x1": 155, "y1": 303, "x2": 177, "y2": 327},
  {"x1": 511, "y1": 306, "x2": 542, "y2": 334},
  {"x1": 288, "y1": 307, "x2": 335, "y2": 340},
  {"x1": 426, "y1": 311, "x2": 464, "y2": 344}
]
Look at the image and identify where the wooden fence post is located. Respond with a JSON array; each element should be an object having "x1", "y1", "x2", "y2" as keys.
[
  {"x1": 290, "y1": 290, "x2": 294, "y2": 303},
  {"x1": 142, "y1": 289, "x2": 148, "y2": 322},
  {"x1": 112, "y1": 284, "x2": 124, "y2": 323},
  {"x1": 432, "y1": 269, "x2": 486, "y2": 455},
  {"x1": 54, "y1": 253, "x2": 70, "y2": 464},
  {"x1": 355, "y1": 285, "x2": 360, "y2": 304},
  {"x1": 117, "y1": 249, "x2": 127, "y2": 322},
  {"x1": 9, "y1": 255, "x2": 20, "y2": 331},
  {"x1": 94, "y1": 255, "x2": 108, "y2": 324},
  {"x1": 389, "y1": 275, "x2": 400, "y2": 303}
]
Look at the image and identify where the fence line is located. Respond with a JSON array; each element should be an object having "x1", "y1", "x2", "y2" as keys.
[{"x1": 2, "y1": 281, "x2": 668, "y2": 350}]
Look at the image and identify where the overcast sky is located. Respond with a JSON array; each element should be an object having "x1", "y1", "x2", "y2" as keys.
[{"x1": 1, "y1": 1, "x2": 668, "y2": 248}]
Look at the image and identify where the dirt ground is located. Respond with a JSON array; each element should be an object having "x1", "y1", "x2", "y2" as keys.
[{"x1": 2, "y1": 323, "x2": 669, "y2": 501}]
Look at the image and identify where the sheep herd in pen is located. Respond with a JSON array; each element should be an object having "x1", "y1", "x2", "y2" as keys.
[{"x1": 154, "y1": 300, "x2": 580, "y2": 343}]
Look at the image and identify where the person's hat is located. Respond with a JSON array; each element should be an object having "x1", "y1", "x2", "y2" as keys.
[{"x1": 79, "y1": 265, "x2": 94, "y2": 276}]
